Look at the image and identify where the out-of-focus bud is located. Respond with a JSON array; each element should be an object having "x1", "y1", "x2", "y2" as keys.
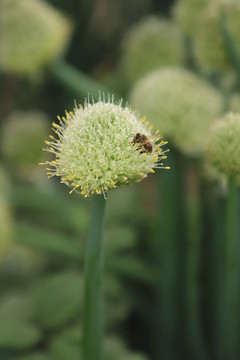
[
  {"x1": 121, "y1": 16, "x2": 184, "y2": 85},
  {"x1": 0, "y1": 0, "x2": 72, "y2": 76},
  {"x1": 130, "y1": 67, "x2": 223, "y2": 155},
  {"x1": 1, "y1": 111, "x2": 50, "y2": 177},
  {"x1": 207, "y1": 112, "x2": 240, "y2": 177},
  {"x1": 193, "y1": 0, "x2": 240, "y2": 72}
]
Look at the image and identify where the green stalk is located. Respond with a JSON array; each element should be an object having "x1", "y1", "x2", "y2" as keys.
[
  {"x1": 225, "y1": 177, "x2": 238, "y2": 273},
  {"x1": 153, "y1": 149, "x2": 184, "y2": 360},
  {"x1": 184, "y1": 164, "x2": 208, "y2": 360},
  {"x1": 200, "y1": 183, "x2": 225, "y2": 360},
  {"x1": 156, "y1": 154, "x2": 207, "y2": 360},
  {"x1": 218, "y1": 177, "x2": 239, "y2": 360},
  {"x1": 82, "y1": 195, "x2": 106, "y2": 360},
  {"x1": 49, "y1": 60, "x2": 109, "y2": 100},
  {"x1": 220, "y1": 15, "x2": 240, "y2": 87}
]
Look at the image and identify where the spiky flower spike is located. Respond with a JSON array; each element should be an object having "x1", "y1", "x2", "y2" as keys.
[
  {"x1": 41, "y1": 96, "x2": 169, "y2": 198},
  {"x1": 207, "y1": 112, "x2": 240, "y2": 177}
]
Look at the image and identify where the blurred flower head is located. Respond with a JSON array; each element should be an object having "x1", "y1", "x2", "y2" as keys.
[
  {"x1": 207, "y1": 112, "x2": 240, "y2": 177},
  {"x1": 42, "y1": 96, "x2": 169, "y2": 198},
  {"x1": 0, "y1": 0, "x2": 72, "y2": 75},
  {"x1": 193, "y1": 0, "x2": 240, "y2": 72},
  {"x1": 1, "y1": 111, "x2": 50, "y2": 173},
  {"x1": 172, "y1": 0, "x2": 209, "y2": 35},
  {"x1": 229, "y1": 93, "x2": 240, "y2": 113},
  {"x1": 197, "y1": 156, "x2": 227, "y2": 187},
  {"x1": 130, "y1": 67, "x2": 223, "y2": 155},
  {"x1": 121, "y1": 16, "x2": 184, "y2": 84}
]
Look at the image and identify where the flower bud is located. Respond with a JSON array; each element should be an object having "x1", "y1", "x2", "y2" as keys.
[
  {"x1": 0, "y1": 0, "x2": 72, "y2": 75},
  {"x1": 121, "y1": 16, "x2": 184, "y2": 84},
  {"x1": 172, "y1": 0, "x2": 209, "y2": 35},
  {"x1": 207, "y1": 112, "x2": 240, "y2": 177},
  {"x1": 193, "y1": 0, "x2": 240, "y2": 72},
  {"x1": 130, "y1": 67, "x2": 223, "y2": 155},
  {"x1": 1, "y1": 111, "x2": 50, "y2": 172},
  {"x1": 229, "y1": 94, "x2": 240, "y2": 113}
]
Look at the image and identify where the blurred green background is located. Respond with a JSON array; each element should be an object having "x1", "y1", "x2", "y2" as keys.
[{"x1": 1, "y1": 0, "x2": 240, "y2": 360}]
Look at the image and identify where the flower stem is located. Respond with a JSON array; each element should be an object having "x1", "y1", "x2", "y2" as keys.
[
  {"x1": 218, "y1": 176, "x2": 239, "y2": 360},
  {"x1": 184, "y1": 164, "x2": 208, "y2": 360},
  {"x1": 221, "y1": 15, "x2": 240, "y2": 87},
  {"x1": 154, "y1": 149, "x2": 185, "y2": 360},
  {"x1": 200, "y1": 183, "x2": 225, "y2": 359},
  {"x1": 49, "y1": 60, "x2": 109, "y2": 100},
  {"x1": 82, "y1": 195, "x2": 106, "y2": 360}
]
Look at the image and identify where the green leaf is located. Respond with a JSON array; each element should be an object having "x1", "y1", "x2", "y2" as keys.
[
  {"x1": 104, "y1": 337, "x2": 149, "y2": 360},
  {"x1": 50, "y1": 335, "x2": 82, "y2": 360},
  {"x1": 106, "y1": 257, "x2": 155, "y2": 285},
  {"x1": 16, "y1": 353, "x2": 52, "y2": 360},
  {"x1": 0, "y1": 293, "x2": 34, "y2": 321},
  {"x1": 104, "y1": 337, "x2": 128, "y2": 360},
  {"x1": 49, "y1": 323, "x2": 82, "y2": 359},
  {"x1": 106, "y1": 187, "x2": 142, "y2": 224},
  {"x1": 15, "y1": 222, "x2": 83, "y2": 260},
  {"x1": 0, "y1": 318, "x2": 41, "y2": 350},
  {"x1": 105, "y1": 226, "x2": 136, "y2": 255},
  {"x1": 57, "y1": 324, "x2": 82, "y2": 344},
  {"x1": 32, "y1": 271, "x2": 83, "y2": 329},
  {"x1": 118, "y1": 355, "x2": 149, "y2": 360},
  {"x1": 12, "y1": 184, "x2": 89, "y2": 233},
  {"x1": 104, "y1": 275, "x2": 130, "y2": 328}
]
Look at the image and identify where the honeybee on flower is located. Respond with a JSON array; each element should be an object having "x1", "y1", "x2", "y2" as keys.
[{"x1": 40, "y1": 95, "x2": 170, "y2": 198}]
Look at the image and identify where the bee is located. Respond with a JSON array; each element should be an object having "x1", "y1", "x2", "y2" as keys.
[{"x1": 132, "y1": 132, "x2": 154, "y2": 154}]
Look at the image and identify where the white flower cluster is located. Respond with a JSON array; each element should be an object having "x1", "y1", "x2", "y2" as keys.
[
  {"x1": 121, "y1": 16, "x2": 184, "y2": 84},
  {"x1": 0, "y1": 0, "x2": 72, "y2": 75},
  {"x1": 207, "y1": 113, "x2": 240, "y2": 177},
  {"x1": 41, "y1": 97, "x2": 169, "y2": 198},
  {"x1": 130, "y1": 68, "x2": 223, "y2": 155}
]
